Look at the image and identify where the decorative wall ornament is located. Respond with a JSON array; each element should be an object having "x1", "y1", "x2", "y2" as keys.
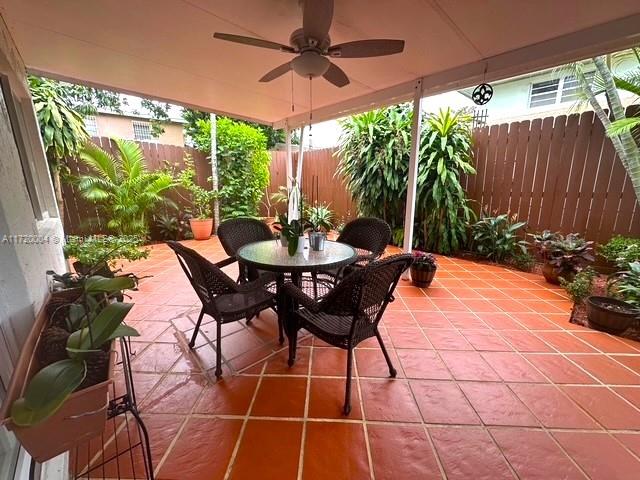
[{"x1": 472, "y1": 83, "x2": 493, "y2": 105}]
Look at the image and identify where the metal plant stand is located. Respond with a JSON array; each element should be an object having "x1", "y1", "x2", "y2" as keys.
[{"x1": 31, "y1": 338, "x2": 154, "y2": 480}]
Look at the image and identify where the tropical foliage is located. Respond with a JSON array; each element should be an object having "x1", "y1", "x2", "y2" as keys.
[
  {"x1": 599, "y1": 235, "x2": 640, "y2": 267},
  {"x1": 176, "y1": 155, "x2": 217, "y2": 219},
  {"x1": 470, "y1": 212, "x2": 527, "y2": 262},
  {"x1": 192, "y1": 117, "x2": 270, "y2": 219},
  {"x1": 337, "y1": 106, "x2": 475, "y2": 253},
  {"x1": 77, "y1": 139, "x2": 176, "y2": 236},
  {"x1": 63, "y1": 235, "x2": 149, "y2": 269},
  {"x1": 608, "y1": 261, "x2": 640, "y2": 306}
]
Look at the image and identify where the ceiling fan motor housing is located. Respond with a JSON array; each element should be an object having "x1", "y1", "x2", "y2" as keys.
[{"x1": 292, "y1": 51, "x2": 330, "y2": 78}]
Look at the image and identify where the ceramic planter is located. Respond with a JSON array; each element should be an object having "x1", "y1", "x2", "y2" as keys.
[
  {"x1": 410, "y1": 265, "x2": 437, "y2": 288},
  {"x1": 190, "y1": 218, "x2": 213, "y2": 240},
  {"x1": 586, "y1": 296, "x2": 638, "y2": 334},
  {"x1": 296, "y1": 235, "x2": 306, "y2": 254},
  {"x1": 0, "y1": 295, "x2": 116, "y2": 462}
]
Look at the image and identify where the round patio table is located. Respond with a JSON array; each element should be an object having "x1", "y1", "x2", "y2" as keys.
[{"x1": 237, "y1": 239, "x2": 357, "y2": 349}]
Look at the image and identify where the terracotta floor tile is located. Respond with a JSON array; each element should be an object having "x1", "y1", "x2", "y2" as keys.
[
  {"x1": 614, "y1": 433, "x2": 640, "y2": 458},
  {"x1": 612, "y1": 355, "x2": 640, "y2": 375},
  {"x1": 511, "y1": 312, "x2": 560, "y2": 330},
  {"x1": 143, "y1": 373, "x2": 206, "y2": 414},
  {"x1": 424, "y1": 287, "x2": 455, "y2": 299},
  {"x1": 402, "y1": 296, "x2": 440, "y2": 311},
  {"x1": 429, "y1": 427, "x2": 514, "y2": 480},
  {"x1": 509, "y1": 384, "x2": 599, "y2": 429},
  {"x1": 432, "y1": 298, "x2": 470, "y2": 312},
  {"x1": 562, "y1": 386, "x2": 640, "y2": 430},
  {"x1": 572, "y1": 332, "x2": 639, "y2": 353},
  {"x1": 308, "y1": 377, "x2": 362, "y2": 419},
  {"x1": 381, "y1": 310, "x2": 418, "y2": 327},
  {"x1": 397, "y1": 349, "x2": 451, "y2": 380},
  {"x1": 492, "y1": 298, "x2": 532, "y2": 312},
  {"x1": 424, "y1": 329, "x2": 474, "y2": 350},
  {"x1": 128, "y1": 320, "x2": 171, "y2": 342},
  {"x1": 355, "y1": 348, "x2": 401, "y2": 378},
  {"x1": 265, "y1": 346, "x2": 310, "y2": 375},
  {"x1": 519, "y1": 299, "x2": 568, "y2": 313},
  {"x1": 553, "y1": 431, "x2": 640, "y2": 480},
  {"x1": 475, "y1": 312, "x2": 525, "y2": 330},
  {"x1": 476, "y1": 288, "x2": 513, "y2": 299},
  {"x1": 490, "y1": 428, "x2": 585, "y2": 480},
  {"x1": 114, "y1": 371, "x2": 164, "y2": 402},
  {"x1": 359, "y1": 378, "x2": 421, "y2": 422},
  {"x1": 303, "y1": 422, "x2": 370, "y2": 479},
  {"x1": 157, "y1": 417, "x2": 242, "y2": 480},
  {"x1": 413, "y1": 311, "x2": 452, "y2": 328},
  {"x1": 410, "y1": 380, "x2": 481, "y2": 425},
  {"x1": 194, "y1": 375, "x2": 259, "y2": 415},
  {"x1": 481, "y1": 352, "x2": 547, "y2": 382},
  {"x1": 459, "y1": 382, "x2": 539, "y2": 426},
  {"x1": 461, "y1": 330, "x2": 513, "y2": 351},
  {"x1": 251, "y1": 376, "x2": 307, "y2": 418},
  {"x1": 387, "y1": 327, "x2": 432, "y2": 349},
  {"x1": 524, "y1": 354, "x2": 597, "y2": 384},
  {"x1": 219, "y1": 328, "x2": 265, "y2": 360},
  {"x1": 229, "y1": 420, "x2": 302, "y2": 480},
  {"x1": 132, "y1": 343, "x2": 184, "y2": 373},
  {"x1": 439, "y1": 351, "x2": 501, "y2": 381},
  {"x1": 613, "y1": 387, "x2": 640, "y2": 409},
  {"x1": 536, "y1": 332, "x2": 597, "y2": 353},
  {"x1": 396, "y1": 286, "x2": 426, "y2": 297},
  {"x1": 568, "y1": 354, "x2": 640, "y2": 385},
  {"x1": 500, "y1": 330, "x2": 554, "y2": 352},
  {"x1": 368, "y1": 424, "x2": 441, "y2": 480},
  {"x1": 459, "y1": 298, "x2": 505, "y2": 313},
  {"x1": 450, "y1": 287, "x2": 485, "y2": 299},
  {"x1": 310, "y1": 347, "x2": 348, "y2": 376}
]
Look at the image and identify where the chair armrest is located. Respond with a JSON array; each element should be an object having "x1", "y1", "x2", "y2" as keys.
[
  {"x1": 281, "y1": 282, "x2": 321, "y2": 312},
  {"x1": 215, "y1": 256, "x2": 237, "y2": 269}
]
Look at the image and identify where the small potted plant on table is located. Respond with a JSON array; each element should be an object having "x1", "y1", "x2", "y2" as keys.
[
  {"x1": 410, "y1": 251, "x2": 438, "y2": 288},
  {"x1": 308, "y1": 203, "x2": 333, "y2": 252},
  {"x1": 178, "y1": 157, "x2": 217, "y2": 240}
]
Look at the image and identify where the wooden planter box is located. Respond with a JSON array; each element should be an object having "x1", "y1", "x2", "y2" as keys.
[{"x1": 0, "y1": 293, "x2": 116, "y2": 463}]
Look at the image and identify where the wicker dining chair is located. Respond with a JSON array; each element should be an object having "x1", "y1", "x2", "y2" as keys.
[
  {"x1": 217, "y1": 217, "x2": 274, "y2": 283},
  {"x1": 167, "y1": 241, "x2": 278, "y2": 378},
  {"x1": 283, "y1": 253, "x2": 413, "y2": 415}
]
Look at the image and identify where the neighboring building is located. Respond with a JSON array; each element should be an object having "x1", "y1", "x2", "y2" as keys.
[{"x1": 84, "y1": 94, "x2": 187, "y2": 146}]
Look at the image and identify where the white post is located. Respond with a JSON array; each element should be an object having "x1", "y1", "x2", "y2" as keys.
[
  {"x1": 210, "y1": 113, "x2": 220, "y2": 231},
  {"x1": 402, "y1": 80, "x2": 423, "y2": 277},
  {"x1": 285, "y1": 127, "x2": 293, "y2": 191},
  {"x1": 296, "y1": 125, "x2": 307, "y2": 185}
]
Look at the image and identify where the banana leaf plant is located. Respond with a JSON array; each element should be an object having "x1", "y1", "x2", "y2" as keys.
[{"x1": 10, "y1": 275, "x2": 139, "y2": 427}]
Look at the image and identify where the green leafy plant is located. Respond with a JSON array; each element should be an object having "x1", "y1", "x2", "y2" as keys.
[
  {"x1": 10, "y1": 275, "x2": 138, "y2": 427},
  {"x1": 307, "y1": 203, "x2": 334, "y2": 232},
  {"x1": 530, "y1": 230, "x2": 560, "y2": 261},
  {"x1": 508, "y1": 252, "x2": 536, "y2": 272},
  {"x1": 337, "y1": 106, "x2": 475, "y2": 253},
  {"x1": 76, "y1": 139, "x2": 176, "y2": 236},
  {"x1": 470, "y1": 212, "x2": 527, "y2": 262},
  {"x1": 547, "y1": 233, "x2": 595, "y2": 276},
  {"x1": 177, "y1": 155, "x2": 217, "y2": 219},
  {"x1": 599, "y1": 235, "x2": 640, "y2": 267},
  {"x1": 63, "y1": 235, "x2": 148, "y2": 270},
  {"x1": 273, "y1": 213, "x2": 310, "y2": 256},
  {"x1": 608, "y1": 261, "x2": 640, "y2": 306},
  {"x1": 560, "y1": 267, "x2": 597, "y2": 303},
  {"x1": 154, "y1": 211, "x2": 192, "y2": 240}
]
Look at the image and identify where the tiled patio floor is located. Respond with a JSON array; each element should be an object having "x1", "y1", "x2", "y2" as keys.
[{"x1": 106, "y1": 238, "x2": 640, "y2": 479}]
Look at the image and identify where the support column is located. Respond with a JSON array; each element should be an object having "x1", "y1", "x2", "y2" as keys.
[
  {"x1": 402, "y1": 80, "x2": 423, "y2": 276},
  {"x1": 210, "y1": 113, "x2": 220, "y2": 231},
  {"x1": 296, "y1": 125, "x2": 307, "y2": 185},
  {"x1": 285, "y1": 126, "x2": 293, "y2": 191}
]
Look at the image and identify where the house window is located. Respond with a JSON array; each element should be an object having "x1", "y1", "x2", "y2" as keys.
[
  {"x1": 132, "y1": 121, "x2": 153, "y2": 141},
  {"x1": 84, "y1": 115, "x2": 98, "y2": 136},
  {"x1": 529, "y1": 73, "x2": 594, "y2": 108}
]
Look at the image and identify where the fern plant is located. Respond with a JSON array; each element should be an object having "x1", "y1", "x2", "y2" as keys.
[{"x1": 77, "y1": 139, "x2": 176, "y2": 236}]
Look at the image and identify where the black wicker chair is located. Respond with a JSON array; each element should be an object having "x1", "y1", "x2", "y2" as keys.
[
  {"x1": 283, "y1": 253, "x2": 413, "y2": 415},
  {"x1": 217, "y1": 217, "x2": 274, "y2": 283},
  {"x1": 167, "y1": 241, "x2": 278, "y2": 378}
]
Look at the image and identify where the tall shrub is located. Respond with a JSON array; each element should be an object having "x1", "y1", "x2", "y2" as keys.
[
  {"x1": 337, "y1": 106, "x2": 474, "y2": 253},
  {"x1": 192, "y1": 117, "x2": 270, "y2": 218}
]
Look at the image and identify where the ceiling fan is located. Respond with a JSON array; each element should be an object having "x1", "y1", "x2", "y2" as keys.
[{"x1": 213, "y1": 0, "x2": 405, "y2": 88}]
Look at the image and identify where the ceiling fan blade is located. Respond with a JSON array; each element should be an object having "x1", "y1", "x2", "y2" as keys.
[
  {"x1": 259, "y1": 62, "x2": 293, "y2": 82},
  {"x1": 214, "y1": 32, "x2": 295, "y2": 53},
  {"x1": 303, "y1": 0, "x2": 334, "y2": 42},
  {"x1": 323, "y1": 62, "x2": 349, "y2": 88},
  {"x1": 328, "y1": 39, "x2": 405, "y2": 58}
]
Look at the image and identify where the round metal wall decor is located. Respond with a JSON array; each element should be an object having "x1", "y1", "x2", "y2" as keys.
[{"x1": 472, "y1": 83, "x2": 493, "y2": 105}]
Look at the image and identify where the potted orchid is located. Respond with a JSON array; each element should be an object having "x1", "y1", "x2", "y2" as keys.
[
  {"x1": 410, "y1": 251, "x2": 438, "y2": 288},
  {"x1": 273, "y1": 180, "x2": 308, "y2": 256}
]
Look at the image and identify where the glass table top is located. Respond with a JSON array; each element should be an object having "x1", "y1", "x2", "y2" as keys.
[{"x1": 237, "y1": 239, "x2": 357, "y2": 272}]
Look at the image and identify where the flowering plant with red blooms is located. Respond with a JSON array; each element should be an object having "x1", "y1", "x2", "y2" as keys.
[{"x1": 412, "y1": 250, "x2": 437, "y2": 270}]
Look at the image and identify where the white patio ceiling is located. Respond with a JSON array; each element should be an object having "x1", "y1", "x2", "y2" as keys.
[{"x1": 2, "y1": 0, "x2": 640, "y2": 128}]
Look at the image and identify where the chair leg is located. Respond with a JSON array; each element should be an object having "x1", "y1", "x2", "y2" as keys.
[
  {"x1": 214, "y1": 321, "x2": 223, "y2": 379},
  {"x1": 277, "y1": 314, "x2": 284, "y2": 345},
  {"x1": 189, "y1": 307, "x2": 205, "y2": 349},
  {"x1": 343, "y1": 347, "x2": 354, "y2": 415},
  {"x1": 375, "y1": 329, "x2": 397, "y2": 378}
]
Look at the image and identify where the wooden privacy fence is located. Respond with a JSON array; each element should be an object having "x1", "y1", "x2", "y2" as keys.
[
  {"x1": 466, "y1": 110, "x2": 640, "y2": 244},
  {"x1": 265, "y1": 148, "x2": 355, "y2": 221},
  {"x1": 62, "y1": 137, "x2": 210, "y2": 234}
]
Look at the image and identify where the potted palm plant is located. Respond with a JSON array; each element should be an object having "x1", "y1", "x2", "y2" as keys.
[
  {"x1": 410, "y1": 251, "x2": 438, "y2": 288},
  {"x1": 1, "y1": 274, "x2": 139, "y2": 462},
  {"x1": 307, "y1": 203, "x2": 333, "y2": 251},
  {"x1": 177, "y1": 157, "x2": 217, "y2": 240}
]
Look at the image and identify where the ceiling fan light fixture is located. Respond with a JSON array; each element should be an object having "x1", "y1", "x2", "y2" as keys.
[{"x1": 291, "y1": 52, "x2": 330, "y2": 78}]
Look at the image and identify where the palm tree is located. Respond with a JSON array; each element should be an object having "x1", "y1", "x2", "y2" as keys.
[{"x1": 77, "y1": 139, "x2": 176, "y2": 236}]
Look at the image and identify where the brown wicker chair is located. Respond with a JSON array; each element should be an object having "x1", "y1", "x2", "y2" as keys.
[
  {"x1": 283, "y1": 253, "x2": 413, "y2": 415},
  {"x1": 167, "y1": 241, "x2": 278, "y2": 378},
  {"x1": 217, "y1": 217, "x2": 274, "y2": 283}
]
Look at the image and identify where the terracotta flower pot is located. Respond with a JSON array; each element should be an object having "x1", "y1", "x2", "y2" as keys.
[
  {"x1": 0, "y1": 295, "x2": 116, "y2": 462},
  {"x1": 190, "y1": 218, "x2": 213, "y2": 241},
  {"x1": 410, "y1": 265, "x2": 437, "y2": 288},
  {"x1": 541, "y1": 262, "x2": 574, "y2": 285},
  {"x1": 586, "y1": 296, "x2": 638, "y2": 334}
]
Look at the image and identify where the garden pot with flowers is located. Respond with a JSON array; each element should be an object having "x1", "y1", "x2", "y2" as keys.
[{"x1": 410, "y1": 251, "x2": 437, "y2": 288}]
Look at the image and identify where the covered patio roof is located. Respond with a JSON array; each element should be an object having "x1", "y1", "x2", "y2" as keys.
[{"x1": 2, "y1": 0, "x2": 640, "y2": 128}]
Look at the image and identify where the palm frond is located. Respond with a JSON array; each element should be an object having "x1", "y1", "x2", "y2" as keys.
[
  {"x1": 114, "y1": 138, "x2": 145, "y2": 178},
  {"x1": 79, "y1": 142, "x2": 118, "y2": 182}
]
